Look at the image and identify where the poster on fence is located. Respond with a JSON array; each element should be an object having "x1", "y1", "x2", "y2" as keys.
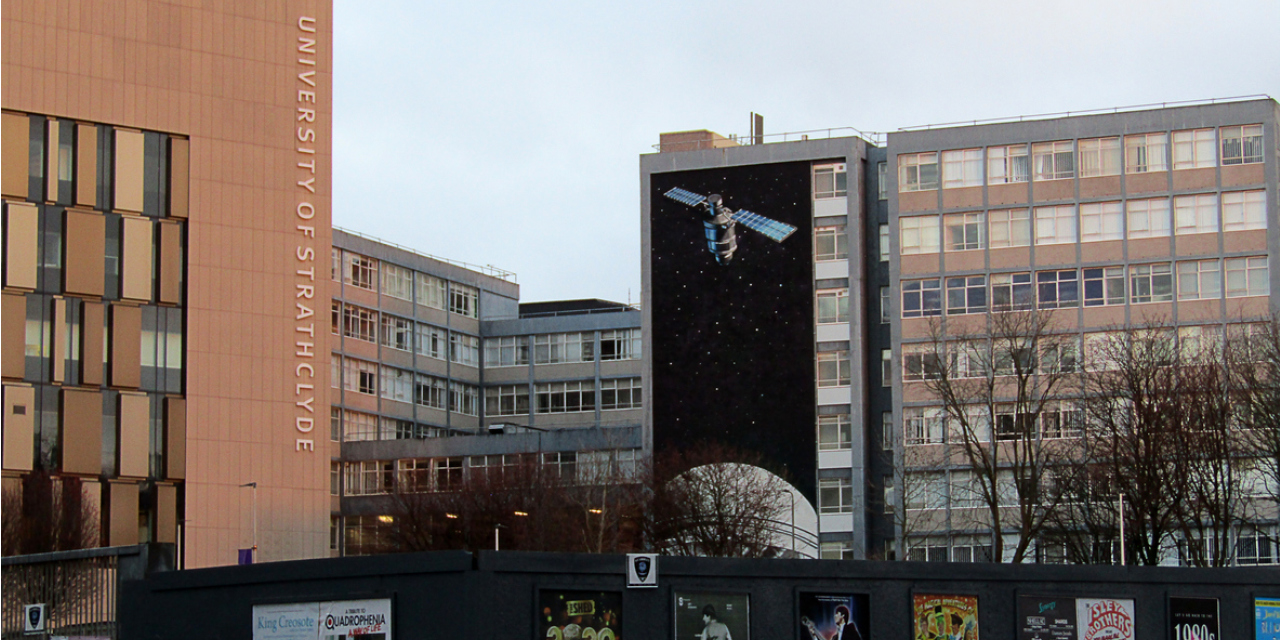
[
  {"x1": 797, "y1": 592, "x2": 868, "y2": 640},
  {"x1": 1257, "y1": 597, "x2": 1280, "y2": 640},
  {"x1": 539, "y1": 590, "x2": 623, "y2": 640},
  {"x1": 1075, "y1": 598, "x2": 1134, "y2": 640},
  {"x1": 674, "y1": 591, "x2": 750, "y2": 640},
  {"x1": 1167, "y1": 597, "x2": 1217, "y2": 640},
  {"x1": 912, "y1": 594, "x2": 978, "y2": 640},
  {"x1": 1016, "y1": 595, "x2": 1077, "y2": 640},
  {"x1": 252, "y1": 598, "x2": 390, "y2": 640}
]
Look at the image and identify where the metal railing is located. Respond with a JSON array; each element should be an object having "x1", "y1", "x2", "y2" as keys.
[
  {"x1": 653, "y1": 126, "x2": 885, "y2": 151},
  {"x1": 1, "y1": 544, "x2": 172, "y2": 640},
  {"x1": 896, "y1": 94, "x2": 1274, "y2": 132},
  {"x1": 335, "y1": 226, "x2": 518, "y2": 283}
]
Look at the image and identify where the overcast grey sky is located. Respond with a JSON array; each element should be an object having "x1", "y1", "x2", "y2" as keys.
[{"x1": 333, "y1": 0, "x2": 1279, "y2": 304}]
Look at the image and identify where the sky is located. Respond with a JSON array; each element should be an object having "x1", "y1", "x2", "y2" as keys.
[{"x1": 332, "y1": 0, "x2": 1280, "y2": 305}]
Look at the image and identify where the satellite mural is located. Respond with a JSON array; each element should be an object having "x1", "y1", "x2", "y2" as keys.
[{"x1": 649, "y1": 162, "x2": 817, "y2": 500}]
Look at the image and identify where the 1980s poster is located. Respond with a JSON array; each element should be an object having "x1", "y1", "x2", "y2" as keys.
[
  {"x1": 912, "y1": 594, "x2": 978, "y2": 640},
  {"x1": 1076, "y1": 598, "x2": 1134, "y2": 640},
  {"x1": 674, "y1": 591, "x2": 749, "y2": 640},
  {"x1": 538, "y1": 590, "x2": 622, "y2": 640},
  {"x1": 798, "y1": 592, "x2": 868, "y2": 640},
  {"x1": 1167, "y1": 597, "x2": 1217, "y2": 640}
]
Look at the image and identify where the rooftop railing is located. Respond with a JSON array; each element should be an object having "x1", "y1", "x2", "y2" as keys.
[
  {"x1": 335, "y1": 226, "x2": 518, "y2": 283},
  {"x1": 896, "y1": 94, "x2": 1275, "y2": 132}
]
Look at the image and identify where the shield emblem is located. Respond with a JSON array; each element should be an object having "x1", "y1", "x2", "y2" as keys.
[
  {"x1": 633, "y1": 556, "x2": 650, "y2": 582},
  {"x1": 27, "y1": 605, "x2": 42, "y2": 629}
]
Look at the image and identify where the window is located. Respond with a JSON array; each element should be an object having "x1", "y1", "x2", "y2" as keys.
[
  {"x1": 946, "y1": 275, "x2": 986, "y2": 315},
  {"x1": 819, "y1": 478, "x2": 853, "y2": 513},
  {"x1": 904, "y1": 407, "x2": 945, "y2": 445},
  {"x1": 381, "y1": 263, "x2": 413, "y2": 300},
  {"x1": 342, "y1": 305, "x2": 377, "y2": 342},
  {"x1": 1174, "y1": 193, "x2": 1218, "y2": 235},
  {"x1": 1126, "y1": 198, "x2": 1171, "y2": 239},
  {"x1": 898, "y1": 152, "x2": 939, "y2": 191},
  {"x1": 1225, "y1": 256, "x2": 1268, "y2": 297},
  {"x1": 331, "y1": 301, "x2": 340, "y2": 334},
  {"x1": 380, "y1": 315, "x2": 412, "y2": 351},
  {"x1": 995, "y1": 406, "x2": 1035, "y2": 441},
  {"x1": 880, "y1": 286, "x2": 891, "y2": 323},
  {"x1": 535, "y1": 381, "x2": 595, "y2": 413},
  {"x1": 331, "y1": 408, "x2": 341, "y2": 442},
  {"x1": 1221, "y1": 124, "x2": 1263, "y2": 165},
  {"x1": 991, "y1": 272, "x2": 1033, "y2": 311},
  {"x1": 950, "y1": 471, "x2": 983, "y2": 509},
  {"x1": 1125, "y1": 133, "x2": 1168, "y2": 173},
  {"x1": 815, "y1": 226, "x2": 849, "y2": 260},
  {"x1": 818, "y1": 350, "x2": 851, "y2": 387},
  {"x1": 331, "y1": 356, "x2": 341, "y2": 388},
  {"x1": 818, "y1": 414, "x2": 852, "y2": 451},
  {"x1": 485, "y1": 384, "x2": 530, "y2": 416},
  {"x1": 342, "y1": 410, "x2": 379, "y2": 442},
  {"x1": 599, "y1": 329, "x2": 641, "y2": 360},
  {"x1": 881, "y1": 412, "x2": 893, "y2": 449},
  {"x1": 1083, "y1": 267, "x2": 1125, "y2": 306},
  {"x1": 900, "y1": 215, "x2": 940, "y2": 255},
  {"x1": 994, "y1": 341, "x2": 1036, "y2": 376},
  {"x1": 345, "y1": 461, "x2": 393, "y2": 495},
  {"x1": 987, "y1": 144, "x2": 1029, "y2": 184},
  {"x1": 542, "y1": 452, "x2": 578, "y2": 483},
  {"x1": 415, "y1": 272, "x2": 446, "y2": 309},
  {"x1": 1179, "y1": 325, "x2": 1223, "y2": 361},
  {"x1": 945, "y1": 212, "x2": 984, "y2": 251},
  {"x1": 414, "y1": 373, "x2": 447, "y2": 409},
  {"x1": 1079, "y1": 201, "x2": 1122, "y2": 242},
  {"x1": 435, "y1": 457, "x2": 464, "y2": 491},
  {"x1": 817, "y1": 289, "x2": 850, "y2": 324},
  {"x1": 951, "y1": 342, "x2": 989, "y2": 379},
  {"x1": 1177, "y1": 259, "x2": 1221, "y2": 300},
  {"x1": 449, "y1": 332, "x2": 479, "y2": 367},
  {"x1": 415, "y1": 323, "x2": 446, "y2": 360},
  {"x1": 449, "y1": 283, "x2": 478, "y2": 317},
  {"x1": 1129, "y1": 263, "x2": 1173, "y2": 303},
  {"x1": 1032, "y1": 140, "x2": 1074, "y2": 181},
  {"x1": 600, "y1": 378, "x2": 642, "y2": 410},
  {"x1": 344, "y1": 253, "x2": 377, "y2": 290},
  {"x1": 1040, "y1": 340, "x2": 1080, "y2": 374},
  {"x1": 989, "y1": 208, "x2": 1031, "y2": 248},
  {"x1": 881, "y1": 349, "x2": 892, "y2": 386},
  {"x1": 1222, "y1": 190, "x2": 1266, "y2": 232},
  {"x1": 1034, "y1": 205, "x2": 1076, "y2": 245},
  {"x1": 878, "y1": 224, "x2": 889, "y2": 260},
  {"x1": 942, "y1": 149, "x2": 982, "y2": 188},
  {"x1": 813, "y1": 163, "x2": 848, "y2": 198},
  {"x1": 331, "y1": 248, "x2": 342, "y2": 281},
  {"x1": 1036, "y1": 269, "x2": 1079, "y2": 309},
  {"x1": 484, "y1": 335, "x2": 529, "y2": 367},
  {"x1": 902, "y1": 346, "x2": 943, "y2": 381},
  {"x1": 877, "y1": 162, "x2": 887, "y2": 200},
  {"x1": 902, "y1": 279, "x2": 942, "y2": 317},
  {"x1": 1078, "y1": 137, "x2": 1121, "y2": 177},
  {"x1": 379, "y1": 366, "x2": 413, "y2": 404},
  {"x1": 449, "y1": 381, "x2": 479, "y2": 415},
  {"x1": 533, "y1": 332, "x2": 591, "y2": 364},
  {"x1": 1173, "y1": 128, "x2": 1216, "y2": 169},
  {"x1": 343, "y1": 358, "x2": 377, "y2": 395}
]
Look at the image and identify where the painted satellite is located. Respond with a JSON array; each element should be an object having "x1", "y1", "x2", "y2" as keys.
[{"x1": 663, "y1": 187, "x2": 797, "y2": 264}]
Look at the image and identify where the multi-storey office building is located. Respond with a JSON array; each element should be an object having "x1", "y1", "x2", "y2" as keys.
[
  {"x1": 330, "y1": 230, "x2": 642, "y2": 555},
  {"x1": 644, "y1": 97, "x2": 1279, "y2": 564},
  {"x1": 3, "y1": 1, "x2": 335, "y2": 567}
]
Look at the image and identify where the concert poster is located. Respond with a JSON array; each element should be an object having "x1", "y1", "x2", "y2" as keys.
[
  {"x1": 912, "y1": 594, "x2": 978, "y2": 640},
  {"x1": 538, "y1": 590, "x2": 623, "y2": 640}
]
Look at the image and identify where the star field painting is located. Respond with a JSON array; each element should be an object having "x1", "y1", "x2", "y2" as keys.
[{"x1": 650, "y1": 162, "x2": 816, "y2": 500}]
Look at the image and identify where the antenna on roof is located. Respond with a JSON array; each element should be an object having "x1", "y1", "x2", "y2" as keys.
[{"x1": 750, "y1": 112, "x2": 764, "y2": 145}]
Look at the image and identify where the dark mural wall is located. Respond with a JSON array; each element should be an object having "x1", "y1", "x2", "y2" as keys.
[{"x1": 649, "y1": 162, "x2": 816, "y2": 499}]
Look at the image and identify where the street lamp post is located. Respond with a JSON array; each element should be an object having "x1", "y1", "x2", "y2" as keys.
[{"x1": 240, "y1": 482, "x2": 258, "y2": 562}]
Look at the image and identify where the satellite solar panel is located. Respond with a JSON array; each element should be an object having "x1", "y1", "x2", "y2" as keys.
[
  {"x1": 731, "y1": 210, "x2": 796, "y2": 243},
  {"x1": 664, "y1": 187, "x2": 707, "y2": 207}
]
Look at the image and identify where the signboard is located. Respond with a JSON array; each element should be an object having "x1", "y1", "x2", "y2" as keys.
[
  {"x1": 1076, "y1": 598, "x2": 1134, "y2": 640},
  {"x1": 1257, "y1": 597, "x2": 1280, "y2": 640},
  {"x1": 798, "y1": 592, "x2": 868, "y2": 640},
  {"x1": 23, "y1": 604, "x2": 46, "y2": 634},
  {"x1": 1168, "y1": 597, "x2": 1217, "y2": 640},
  {"x1": 252, "y1": 598, "x2": 390, "y2": 640},
  {"x1": 626, "y1": 553, "x2": 657, "y2": 588},
  {"x1": 913, "y1": 594, "x2": 978, "y2": 640},
  {"x1": 539, "y1": 590, "x2": 622, "y2": 640},
  {"x1": 674, "y1": 592, "x2": 749, "y2": 640},
  {"x1": 1017, "y1": 596, "x2": 1076, "y2": 640}
]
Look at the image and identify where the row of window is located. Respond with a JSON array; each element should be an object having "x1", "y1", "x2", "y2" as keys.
[
  {"x1": 901, "y1": 256, "x2": 1269, "y2": 318},
  {"x1": 903, "y1": 405, "x2": 1083, "y2": 446},
  {"x1": 484, "y1": 329, "x2": 642, "y2": 367},
  {"x1": 333, "y1": 356, "x2": 479, "y2": 415},
  {"x1": 900, "y1": 190, "x2": 1267, "y2": 254},
  {"x1": 331, "y1": 249, "x2": 479, "y2": 318},
  {"x1": 484, "y1": 378, "x2": 643, "y2": 415},
  {"x1": 899, "y1": 125, "x2": 1264, "y2": 192},
  {"x1": 332, "y1": 408, "x2": 451, "y2": 442},
  {"x1": 331, "y1": 302, "x2": 480, "y2": 365},
  {"x1": 341, "y1": 449, "x2": 640, "y2": 495}
]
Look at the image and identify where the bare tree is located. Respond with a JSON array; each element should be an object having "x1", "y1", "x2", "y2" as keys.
[
  {"x1": 911, "y1": 309, "x2": 1078, "y2": 562},
  {"x1": 1232, "y1": 319, "x2": 1280, "y2": 554},
  {"x1": 641, "y1": 442, "x2": 794, "y2": 558},
  {"x1": 2, "y1": 471, "x2": 99, "y2": 556}
]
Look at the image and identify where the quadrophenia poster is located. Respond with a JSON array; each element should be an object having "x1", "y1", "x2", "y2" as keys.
[
  {"x1": 539, "y1": 590, "x2": 622, "y2": 640},
  {"x1": 912, "y1": 594, "x2": 978, "y2": 640}
]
